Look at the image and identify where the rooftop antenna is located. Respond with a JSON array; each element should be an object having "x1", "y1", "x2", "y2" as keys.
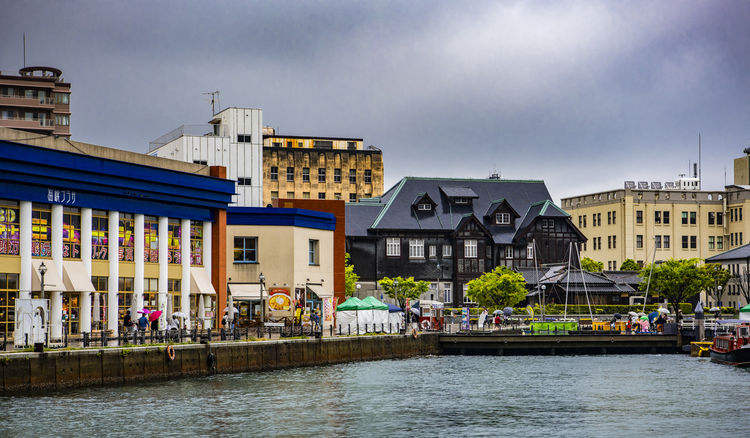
[
  {"x1": 23, "y1": 32, "x2": 26, "y2": 67},
  {"x1": 698, "y1": 133, "x2": 702, "y2": 190},
  {"x1": 202, "y1": 91, "x2": 220, "y2": 115}
]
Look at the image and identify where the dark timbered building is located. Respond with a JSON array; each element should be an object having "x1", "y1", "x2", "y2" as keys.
[{"x1": 346, "y1": 177, "x2": 586, "y2": 306}]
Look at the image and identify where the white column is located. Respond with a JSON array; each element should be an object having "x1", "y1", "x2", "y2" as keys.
[
  {"x1": 19, "y1": 201, "x2": 32, "y2": 299},
  {"x1": 134, "y1": 214, "x2": 144, "y2": 313},
  {"x1": 202, "y1": 221, "x2": 212, "y2": 329},
  {"x1": 50, "y1": 204, "x2": 63, "y2": 340},
  {"x1": 108, "y1": 211, "x2": 119, "y2": 336},
  {"x1": 158, "y1": 216, "x2": 168, "y2": 330},
  {"x1": 80, "y1": 208, "x2": 92, "y2": 334},
  {"x1": 181, "y1": 219, "x2": 191, "y2": 329}
]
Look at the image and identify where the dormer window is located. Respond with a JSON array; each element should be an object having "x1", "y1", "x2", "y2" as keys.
[
  {"x1": 495, "y1": 213, "x2": 510, "y2": 225},
  {"x1": 455, "y1": 197, "x2": 470, "y2": 204},
  {"x1": 418, "y1": 203, "x2": 432, "y2": 211}
]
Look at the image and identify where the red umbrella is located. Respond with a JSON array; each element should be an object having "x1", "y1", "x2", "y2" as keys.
[{"x1": 148, "y1": 310, "x2": 163, "y2": 322}]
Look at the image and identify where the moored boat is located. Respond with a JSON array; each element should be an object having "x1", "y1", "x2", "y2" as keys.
[{"x1": 709, "y1": 322, "x2": 750, "y2": 367}]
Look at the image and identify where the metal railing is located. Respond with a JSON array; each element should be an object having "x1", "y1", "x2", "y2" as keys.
[{"x1": 0, "y1": 94, "x2": 55, "y2": 105}]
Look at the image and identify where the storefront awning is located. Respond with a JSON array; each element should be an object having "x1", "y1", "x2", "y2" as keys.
[
  {"x1": 190, "y1": 267, "x2": 216, "y2": 295},
  {"x1": 31, "y1": 259, "x2": 64, "y2": 292},
  {"x1": 228, "y1": 283, "x2": 262, "y2": 300},
  {"x1": 306, "y1": 284, "x2": 332, "y2": 299},
  {"x1": 63, "y1": 260, "x2": 95, "y2": 292}
]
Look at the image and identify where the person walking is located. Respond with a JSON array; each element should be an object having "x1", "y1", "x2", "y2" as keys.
[{"x1": 123, "y1": 310, "x2": 134, "y2": 336}]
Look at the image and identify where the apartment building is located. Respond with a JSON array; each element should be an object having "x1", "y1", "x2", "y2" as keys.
[
  {"x1": 262, "y1": 128, "x2": 384, "y2": 204},
  {"x1": 0, "y1": 66, "x2": 71, "y2": 137}
]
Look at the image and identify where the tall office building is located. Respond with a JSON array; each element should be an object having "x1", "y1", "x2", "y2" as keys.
[{"x1": 0, "y1": 66, "x2": 71, "y2": 138}]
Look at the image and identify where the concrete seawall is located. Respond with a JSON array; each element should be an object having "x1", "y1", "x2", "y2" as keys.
[{"x1": 0, "y1": 334, "x2": 440, "y2": 395}]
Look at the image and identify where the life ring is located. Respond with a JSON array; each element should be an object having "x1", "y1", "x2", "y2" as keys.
[
  {"x1": 166, "y1": 345, "x2": 175, "y2": 361},
  {"x1": 412, "y1": 328, "x2": 419, "y2": 339},
  {"x1": 421, "y1": 320, "x2": 431, "y2": 331}
]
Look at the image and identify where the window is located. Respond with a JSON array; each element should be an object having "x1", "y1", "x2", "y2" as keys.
[
  {"x1": 349, "y1": 169, "x2": 356, "y2": 184},
  {"x1": 313, "y1": 140, "x2": 333, "y2": 149},
  {"x1": 607, "y1": 212, "x2": 612, "y2": 225},
  {"x1": 55, "y1": 93, "x2": 70, "y2": 104},
  {"x1": 190, "y1": 221, "x2": 203, "y2": 265},
  {"x1": 636, "y1": 235, "x2": 643, "y2": 249},
  {"x1": 636, "y1": 210, "x2": 643, "y2": 224},
  {"x1": 386, "y1": 238, "x2": 400, "y2": 256},
  {"x1": 318, "y1": 192, "x2": 326, "y2": 199},
  {"x1": 234, "y1": 237, "x2": 258, "y2": 262},
  {"x1": 578, "y1": 216, "x2": 582, "y2": 228},
  {"x1": 663, "y1": 211, "x2": 670, "y2": 224},
  {"x1": 31, "y1": 204, "x2": 51, "y2": 257},
  {"x1": 286, "y1": 167, "x2": 294, "y2": 181},
  {"x1": 271, "y1": 191, "x2": 279, "y2": 199},
  {"x1": 286, "y1": 141, "x2": 293, "y2": 148},
  {"x1": 308, "y1": 239, "x2": 319, "y2": 265},
  {"x1": 443, "y1": 244, "x2": 452, "y2": 257},
  {"x1": 690, "y1": 235, "x2": 697, "y2": 249},
  {"x1": 717, "y1": 212, "x2": 724, "y2": 225},
  {"x1": 708, "y1": 212, "x2": 715, "y2": 225},
  {"x1": 334, "y1": 168, "x2": 341, "y2": 183},
  {"x1": 429, "y1": 245, "x2": 436, "y2": 258},
  {"x1": 741, "y1": 208, "x2": 743, "y2": 221},
  {"x1": 118, "y1": 213, "x2": 134, "y2": 261},
  {"x1": 167, "y1": 219, "x2": 182, "y2": 264},
  {"x1": 663, "y1": 235, "x2": 670, "y2": 249},
  {"x1": 287, "y1": 191, "x2": 295, "y2": 198},
  {"x1": 237, "y1": 177, "x2": 252, "y2": 186},
  {"x1": 117, "y1": 277, "x2": 134, "y2": 322},
  {"x1": 496, "y1": 213, "x2": 510, "y2": 225},
  {"x1": 682, "y1": 236, "x2": 688, "y2": 249},
  {"x1": 168, "y1": 278, "x2": 181, "y2": 312},
  {"x1": 144, "y1": 216, "x2": 158, "y2": 263},
  {"x1": 270, "y1": 166, "x2": 278, "y2": 181},
  {"x1": 272, "y1": 141, "x2": 282, "y2": 148},
  {"x1": 741, "y1": 232, "x2": 744, "y2": 245},
  {"x1": 443, "y1": 283, "x2": 452, "y2": 303},
  {"x1": 409, "y1": 239, "x2": 424, "y2": 258},
  {"x1": 690, "y1": 211, "x2": 696, "y2": 225},
  {"x1": 318, "y1": 168, "x2": 326, "y2": 182},
  {"x1": 455, "y1": 197, "x2": 469, "y2": 204},
  {"x1": 417, "y1": 203, "x2": 432, "y2": 211},
  {"x1": 364, "y1": 170, "x2": 372, "y2": 183},
  {"x1": 596, "y1": 213, "x2": 601, "y2": 226},
  {"x1": 608, "y1": 236, "x2": 612, "y2": 249},
  {"x1": 91, "y1": 211, "x2": 108, "y2": 260},
  {"x1": 55, "y1": 115, "x2": 69, "y2": 126},
  {"x1": 302, "y1": 168, "x2": 310, "y2": 182},
  {"x1": 0, "y1": 273, "x2": 19, "y2": 337},
  {"x1": 237, "y1": 134, "x2": 251, "y2": 142},
  {"x1": 655, "y1": 236, "x2": 662, "y2": 249},
  {"x1": 612, "y1": 235, "x2": 616, "y2": 248},
  {"x1": 583, "y1": 215, "x2": 587, "y2": 227},
  {"x1": 464, "y1": 240, "x2": 477, "y2": 258},
  {"x1": 655, "y1": 211, "x2": 662, "y2": 224},
  {"x1": 302, "y1": 192, "x2": 310, "y2": 199},
  {"x1": 681, "y1": 211, "x2": 688, "y2": 225},
  {"x1": 709, "y1": 236, "x2": 715, "y2": 250},
  {"x1": 61, "y1": 207, "x2": 81, "y2": 259},
  {"x1": 349, "y1": 193, "x2": 357, "y2": 202},
  {"x1": 505, "y1": 246, "x2": 513, "y2": 259},
  {"x1": 527, "y1": 244, "x2": 534, "y2": 260},
  {"x1": 717, "y1": 236, "x2": 724, "y2": 249},
  {"x1": 192, "y1": 160, "x2": 207, "y2": 165}
]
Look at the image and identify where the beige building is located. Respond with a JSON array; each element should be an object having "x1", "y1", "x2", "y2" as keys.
[
  {"x1": 262, "y1": 128, "x2": 384, "y2": 204},
  {"x1": 561, "y1": 182, "x2": 750, "y2": 270},
  {"x1": 225, "y1": 207, "x2": 335, "y2": 329},
  {"x1": 0, "y1": 66, "x2": 71, "y2": 137}
]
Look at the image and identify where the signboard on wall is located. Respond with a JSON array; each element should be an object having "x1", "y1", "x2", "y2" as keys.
[{"x1": 268, "y1": 287, "x2": 291, "y2": 311}]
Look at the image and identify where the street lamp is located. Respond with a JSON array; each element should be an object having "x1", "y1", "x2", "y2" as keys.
[
  {"x1": 436, "y1": 264, "x2": 441, "y2": 302},
  {"x1": 356, "y1": 283, "x2": 361, "y2": 297},
  {"x1": 540, "y1": 284, "x2": 546, "y2": 321},
  {"x1": 39, "y1": 261, "x2": 47, "y2": 299},
  {"x1": 259, "y1": 272, "x2": 265, "y2": 337}
]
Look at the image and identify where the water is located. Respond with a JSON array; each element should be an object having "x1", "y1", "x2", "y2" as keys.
[{"x1": 1, "y1": 355, "x2": 749, "y2": 437}]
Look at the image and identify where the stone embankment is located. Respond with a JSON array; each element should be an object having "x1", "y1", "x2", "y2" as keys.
[{"x1": 0, "y1": 334, "x2": 440, "y2": 394}]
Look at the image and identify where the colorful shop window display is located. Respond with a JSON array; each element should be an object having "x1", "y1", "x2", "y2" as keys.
[
  {"x1": 167, "y1": 220, "x2": 181, "y2": 264},
  {"x1": 144, "y1": 217, "x2": 159, "y2": 263},
  {"x1": 190, "y1": 221, "x2": 203, "y2": 266},
  {"x1": 91, "y1": 213, "x2": 108, "y2": 260},
  {"x1": 63, "y1": 208, "x2": 81, "y2": 259},
  {"x1": 118, "y1": 215, "x2": 134, "y2": 261},
  {"x1": 31, "y1": 205, "x2": 51, "y2": 257},
  {"x1": 0, "y1": 205, "x2": 20, "y2": 255}
]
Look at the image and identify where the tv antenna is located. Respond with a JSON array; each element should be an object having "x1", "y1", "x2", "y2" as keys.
[{"x1": 202, "y1": 91, "x2": 220, "y2": 115}]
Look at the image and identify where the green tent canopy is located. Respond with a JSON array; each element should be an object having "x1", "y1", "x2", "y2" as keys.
[
  {"x1": 360, "y1": 296, "x2": 389, "y2": 311},
  {"x1": 336, "y1": 297, "x2": 368, "y2": 311},
  {"x1": 740, "y1": 304, "x2": 750, "y2": 312}
]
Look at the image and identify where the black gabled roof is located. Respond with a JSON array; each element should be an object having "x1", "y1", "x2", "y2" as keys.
[
  {"x1": 706, "y1": 243, "x2": 750, "y2": 263},
  {"x1": 484, "y1": 198, "x2": 520, "y2": 219},
  {"x1": 412, "y1": 192, "x2": 437, "y2": 209},
  {"x1": 513, "y1": 200, "x2": 584, "y2": 243},
  {"x1": 440, "y1": 185, "x2": 479, "y2": 198},
  {"x1": 345, "y1": 177, "x2": 556, "y2": 241}
]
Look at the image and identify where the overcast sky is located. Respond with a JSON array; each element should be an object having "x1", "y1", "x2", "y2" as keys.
[{"x1": 2, "y1": 1, "x2": 749, "y2": 204}]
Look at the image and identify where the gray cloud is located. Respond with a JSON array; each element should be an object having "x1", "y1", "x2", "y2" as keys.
[{"x1": 2, "y1": 0, "x2": 749, "y2": 203}]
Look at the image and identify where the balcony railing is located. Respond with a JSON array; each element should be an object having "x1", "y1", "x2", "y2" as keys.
[
  {"x1": 0, "y1": 94, "x2": 55, "y2": 105},
  {"x1": 0, "y1": 116, "x2": 55, "y2": 127}
]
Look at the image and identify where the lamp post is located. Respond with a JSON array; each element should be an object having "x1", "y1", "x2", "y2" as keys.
[
  {"x1": 394, "y1": 279, "x2": 401, "y2": 318},
  {"x1": 540, "y1": 284, "x2": 546, "y2": 322},
  {"x1": 436, "y1": 263, "x2": 441, "y2": 302},
  {"x1": 259, "y1": 272, "x2": 265, "y2": 337},
  {"x1": 356, "y1": 283, "x2": 361, "y2": 298},
  {"x1": 39, "y1": 261, "x2": 47, "y2": 299}
]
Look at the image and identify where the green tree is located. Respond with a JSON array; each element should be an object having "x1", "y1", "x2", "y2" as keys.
[
  {"x1": 465, "y1": 266, "x2": 527, "y2": 309},
  {"x1": 639, "y1": 258, "x2": 713, "y2": 321},
  {"x1": 703, "y1": 263, "x2": 731, "y2": 306},
  {"x1": 378, "y1": 276, "x2": 430, "y2": 309},
  {"x1": 344, "y1": 253, "x2": 360, "y2": 297},
  {"x1": 581, "y1": 257, "x2": 603, "y2": 272},
  {"x1": 619, "y1": 259, "x2": 640, "y2": 271}
]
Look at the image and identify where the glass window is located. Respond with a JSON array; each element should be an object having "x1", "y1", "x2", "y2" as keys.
[
  {"x1": 708, "y1": 212, "x2": 715, "y2": 225},
  {"x1": 636, "y1": 235, "x2": 643, "y2": 249},
  {"x1": 386, "y1": 238, "x2": 400, "y2": 256},
  {"x1": 144, "y1": 216, "x2": 158, "y2": 263},
  {"x1": 92, "y1": 212, "x2": 108, "y2": 260},
  {"x1": 234, "y1": 237, "x2": 257, "y2": 262},
  {"x1": 681, "y1": 211, "x2": 688, "y2": 225},
  {"x1": 334, "y1": 168, "x2": 342, "y2": 183},
  {"x1": 443, "y1": 283, "x2": 452, "y2": 303},
  {"x1": 464, "y1": 240, "x2": 477, "y2": 258},
  {"x1": 527, "y1": 244, "x2": 534, "y2": 260},
  {"x1": 168, "y1": 220, "x2": 182, "y2": 264},
  {"x1": 717, "y1": 212, "x2": 724, "y2": 225},
  {"x1": 690, "y1": 211, "x2": 696, "y2": 225},
  {"x1": 91, "y1": 276, "x2": 108, "y2": 330},
  {"x1": 62, "y1": 207, "x2": 81, "y2": 259},
  {"x1": 655, "y1": 211, "x2": 661, "y2": 224},
  {"x1": 429, "y1": 245, "x2": 436, "y2": 258},
  {"x1": 655, "y1": 235, "x2": 662, "y2": 249},
  {"x1": 303, "y1": 192, "x2": 310, "y2": 199},
  {"x1": 286, "y1": 167, "x2": 294, "y2": 181},
  {"x1": 142, "y1": 278, "x2": 158, "y2": 310},
  {"x1": 364, "y1": 169, "x2": 372, "y2": 183},
  {"x1": 0, "y1": 273, "x2": 19, "y2": 338},
  {"x1": 690, "y1": 235, "x2": 697, "y2": 249},
  {"x1": 349, "y1": 193, "x2": 357, "y2": 202},
  {"x1": 409, "y1": 239, "x2": 424, "y2": 258},
  {"x1": 168, "y1": 279, "x2": 181, "y2": 312},
  {"x1": 31, "y1": 204, "x2": 51, "y2": 257},
  {"x1": 318, "y1": 168, "x2": 326, "y2": 182},
  {"x1": 309, "y1": 239, "x2": 319, "y2": 265},
  {"x1": 0, "y1": 202, "x2": 20, "y2": 255},
  {"x1": 119, "y1": 214, "x2": 135, "y2": 261},
  {"x1": 318, "y1": 192, "x2": 326, "y2": 199},
  {"x1": 505, "y1": 246, "x2": 513, "y2": 259},
  {"x1": 664, "y1": 235, "x2": 670, "y2": 249},
  {"x1": 55, "y1": 93, "x2": 70, "y2": 104},
  {"x1": 443, "y1": 244, "x2": 452, "y2": 257},
  {"x1": 349, "y1": 169, "x2": 356, "y2": 184},
  {"x1": 117, "y1": 277, "x2": 134, "y2": 322},
  {"x1": 418, "y1": 203, "x2": 432, "y2": 211},
  {"x1": 636, "y1": 210, "x2": 643, "y2": 224},
  {"x1": 190, "y1": 221, "x2": 203, "y2": 265},
  {"x1": 682, "y1": 235, "x2": 688, "y2": 249},
  {"x1": 663, "y1": 211, "x2": 670, "y2": 224},
  {"x1": 717, "y1": 236, "x2": 723, "y2": 249},
  {"x1": 270, "y1": 166, "x2": 278, "y2": 181},
  {"x1": 496, "y1": 213, "x2": 510, "y2": 224},
  {"x1": 303, "y1": 168, "x2": 310, "y2": 182},
  {"x1": 709, "y1": 236, "x2": 715, "y2": 250}
]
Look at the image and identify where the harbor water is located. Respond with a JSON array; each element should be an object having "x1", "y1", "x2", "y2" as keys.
[{"x1": 1, "y1": 354, "x2": 749, "y2": 437}]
